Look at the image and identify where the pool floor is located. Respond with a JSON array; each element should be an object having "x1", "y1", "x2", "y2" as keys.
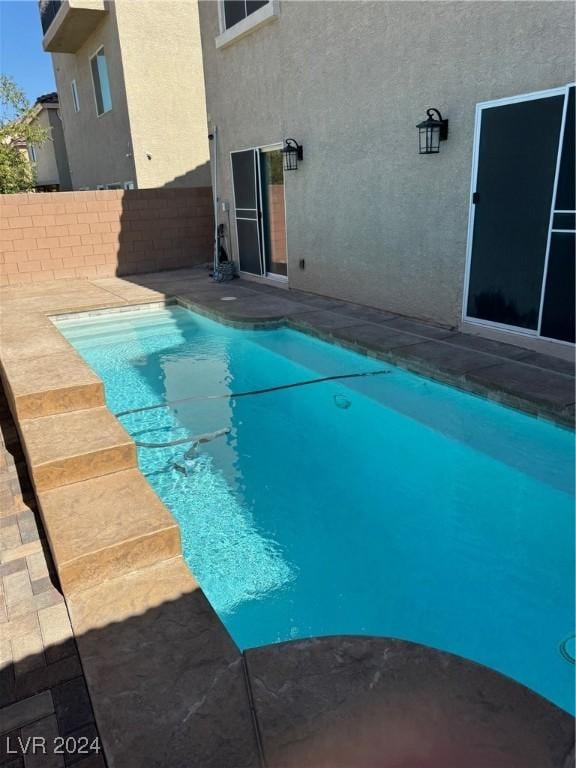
[{"x1": 57, "y1": 305, "x2": 576, "y2": 713}]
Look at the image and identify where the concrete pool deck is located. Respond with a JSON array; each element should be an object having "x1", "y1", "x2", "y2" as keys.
[{"x1": 0, "y1": 267, "x2": 574, "y2": 766}]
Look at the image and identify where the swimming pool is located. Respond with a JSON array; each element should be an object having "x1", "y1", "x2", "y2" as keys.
[{"x1": 56, "y1": 304, "x2": 575, "y2": 713}]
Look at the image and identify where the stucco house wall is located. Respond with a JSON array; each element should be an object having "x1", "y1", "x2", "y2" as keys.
[
  {"x1": 31, "y1": 108, "x2": 61, "y2": 188},
  {"x1": 50, "y1": 0, "x2": 210, "y2": 190},
  {"x1": 115, "y1": 0, "x2": 210, "y2": 188},
  {"x1": 198, "y1": 0, "x2": 574, "y2": 327},
  {"x1": 51, "y1": 9, "x2": 136, "y2": 189},
  {"x1": 47, "y1": 107, "x2": 72, "y2": 190}
]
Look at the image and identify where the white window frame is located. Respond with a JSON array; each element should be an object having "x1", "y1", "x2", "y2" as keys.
[
  {"x1": 71, "y1": 79, "x2": 80, "y2": 113},
  {"x1": 89, "y1": 45, "x2": 112, "y2": 117},
  {"x1": 216, "y1": 0, "x2": 280, "y2": 49},
  {"x1": 461, "y1": 83, "x2": 574, "y2": 348},
  {"x1": 123, "y1": 181, "x2": 135, "y2": 190}
]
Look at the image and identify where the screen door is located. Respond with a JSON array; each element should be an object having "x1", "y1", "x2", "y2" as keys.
[{"x1": 231, "y1": 149, "x2": 264, "y2": 275}]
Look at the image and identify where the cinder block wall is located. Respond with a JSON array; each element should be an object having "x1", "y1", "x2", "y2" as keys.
[{"x1": 0, "y1": 188, "x2": 214, "y2": 286}]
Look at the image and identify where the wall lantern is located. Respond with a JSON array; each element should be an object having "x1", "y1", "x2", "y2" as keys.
[
  {"x1": 416, "y1": 108, "x2": 449, "y2": 154},
  {"x1": 282, "y1": 138, "x2": 303, "y2": 171}
]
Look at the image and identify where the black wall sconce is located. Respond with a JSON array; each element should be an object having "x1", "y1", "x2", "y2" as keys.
[
  {"x1": 416, "y1": 109, "x2": 449, "y2": 154},
  {"x1": 282, "y1": 138, "x2": 303, "y2": 171}
]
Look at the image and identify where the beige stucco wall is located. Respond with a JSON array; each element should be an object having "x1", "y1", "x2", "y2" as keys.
[
  {"x1": 31, "y1": 108, "x2": 60, "y2": 187},
  {"x1": 52, "y1": 8, "x2": 136, "y2": 189},
  {"x1": 50, "y1": 0, "x2": 210, "y2": 189},
  {"x1": 115, "y1": 0, "x2": 210, "y2": 188},
  {"x1": 48, "y1": 108, "x2": 72, "y2": 189},
  {"x1": 198, "y1": 0, "x2": 574, "y2": 326}
]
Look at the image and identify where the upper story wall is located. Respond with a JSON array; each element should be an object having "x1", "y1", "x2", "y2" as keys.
[
  {"x1": 47, "y1": 108, "x2": 73, "y2": 190},
  {"x1": 52, "y1": 8, "x2": 136, "y2": 190},
  {"x1": 50, "y1": 0, "x2": 210, "y2": 190},
  {"x1": 198, "y1": 0, "x2": 575, "y2": 326},
  {"x1": 31, "y1": 108, "x2": 61, "y2": 188},
  {"x1": 115, "y1": 0, "x2": 211, "y2": 188}
]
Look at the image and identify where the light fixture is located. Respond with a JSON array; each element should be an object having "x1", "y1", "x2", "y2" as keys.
[
  {"x1": 416, "y1": 109, "x2": 449, "y2": 154},
  {"x1": 282, "y1": 138, "x2": 303, "y2": 171}
]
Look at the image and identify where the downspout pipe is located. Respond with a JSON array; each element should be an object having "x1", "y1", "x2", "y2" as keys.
[{"x1": 208, "y1": 126, "x2": 218, "y2": 273}]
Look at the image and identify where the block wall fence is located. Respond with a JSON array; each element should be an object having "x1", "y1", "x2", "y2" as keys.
[{"x1": 0, "y1": 187, "x2": 214, "y2": 286}]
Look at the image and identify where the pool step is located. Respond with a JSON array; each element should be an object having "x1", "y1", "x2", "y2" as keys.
[
  {"x1": 58, "y1": 312, "x2": 194, "y2": 346},
  {"x1": 20, "y1": 407, "x2": 136, "y2": 492},
  {"x1": 37, "y1": 468, "x2": 181, "y2": 594},
  {"x1": 1, "y1": 347, "x2": 104, "y2": 419}
]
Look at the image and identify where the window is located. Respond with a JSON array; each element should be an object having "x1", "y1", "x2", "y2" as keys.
[
  {"x1": 216, "y1": 0, "x2": 278, "y2": 49},
  {"x1": 223, "y1": 0, "x2": 268, "y2": 30},
  {"x1": 28, "y1": 144, "x2": 37, "y2": 163},
  {"x1": 105, "y1": 182, "x2": 123, "y2": 189},
  {"x1": 90, "y1": 47, "x2": 112, "y2": 116},
  {"x1": 123, "y1": 181, "x2": 135, "y2": 190},
  {"x1": 71, "y1": 79, "x2": 80, "y2": 113}
]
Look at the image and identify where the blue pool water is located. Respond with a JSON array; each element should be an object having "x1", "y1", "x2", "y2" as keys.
[{"x1": 56, "y1": 304, "x2": 575, "y2": 713}]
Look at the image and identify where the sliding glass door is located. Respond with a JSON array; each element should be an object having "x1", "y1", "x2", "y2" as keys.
[
  {"x1": 260, "y1": 148, "x2": 287, "y2": 278},
  {"x1": 464, "y1": 84, "x2": 575, "y2": 344},
  {"x1": 231, "y1": 145, "x2": 288, "y2": 280},
  {"x1": 231, "y1": 149, "x2": 263, "y2": 276},
  {"x1": 540, "y1": 86, "x2": 575, "y2": 343}
]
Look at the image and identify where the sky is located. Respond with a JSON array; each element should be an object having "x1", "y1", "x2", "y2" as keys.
[{"x1": 1, "y1": 0, "x2": 56, "y2": 105}]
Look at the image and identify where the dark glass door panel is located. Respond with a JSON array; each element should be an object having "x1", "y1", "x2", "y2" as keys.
[
  {"x1": 555, "y1": 87, "x2": 575, "y2": 212},
  {"x1": 540, "y1": 233, "x2": 575, "y2": 343},
  {"x1": 541, "y1": 87, "x2": 575, "y2": 343},
  {"x1": 232, "y1": 149, "x2": 264, "y2": 275},
  {"x1": 467, "y1": 95, "x2": 565, "y2": 329},
  {"x1": 553, "y1": 212, "x2": 576, "y2": 230},
  {"x1": 236, "y1": 220, "x2": 262, "y2": 276},
  {"x1": 232, "y1": 150, "x2": 257, "y2": 210}
]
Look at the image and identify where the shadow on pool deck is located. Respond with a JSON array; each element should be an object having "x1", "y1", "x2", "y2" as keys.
[{"x1": 2, "y1": 587, "x2": 575, "y2": 768}]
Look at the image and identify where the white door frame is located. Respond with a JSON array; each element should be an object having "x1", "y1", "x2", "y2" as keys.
[
  {"x1": 461, "y1": 84, "x2": 573, "y2": 346},
  {"x1": 259, "y1": 143, "x2": 289, "y2": 282},
  {"x1": 230, "y1": 142, "x2": 289, "y2": 283}
]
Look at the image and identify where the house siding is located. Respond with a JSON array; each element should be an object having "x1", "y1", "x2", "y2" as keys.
[
  {"x1": 50, "y1": 0, "x2": 210, "y2": 190},
  {"x1": 198, "y1": 0, "x2": 575, "y2": 327},
  {"x1": 51, "y1": 8, "x2": 136, "y2": 190}
]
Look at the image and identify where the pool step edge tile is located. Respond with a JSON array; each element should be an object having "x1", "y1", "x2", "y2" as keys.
[
  {"x1": 19, "y1": 407, "x2": 137, "y2": 492},
  {"x1": 37, "y1": 469, "x2": 182, "y2": 595}
]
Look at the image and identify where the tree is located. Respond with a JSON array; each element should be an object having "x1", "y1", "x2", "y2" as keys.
[{"x1": 0, "y1": 75, "x2": 50, "y2": 194}]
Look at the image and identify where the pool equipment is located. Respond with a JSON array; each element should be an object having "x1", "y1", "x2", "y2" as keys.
[
  {"x1": 135, "y1": 426, "x2": 231, "y2": 450},
  {"x1": 115, "y1": 370, "x2": 390, "y2": 419},
  {"x1": 171, "y1": 428, "x2": 231, "y2": 475},
  {"x1": 334, "y1": 394, "x2": 351, "y2": 409}
]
